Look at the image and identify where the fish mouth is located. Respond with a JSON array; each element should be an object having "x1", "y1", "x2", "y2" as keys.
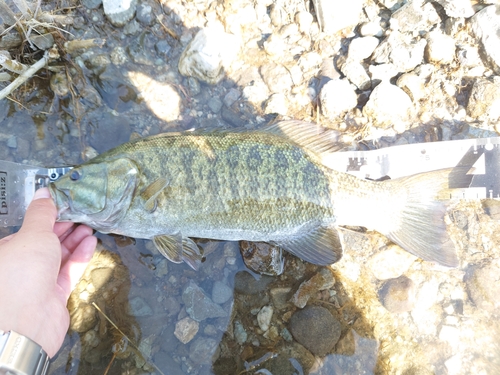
[{"x1": 48, "y1": 184, "x2": 72, "y2": 220}]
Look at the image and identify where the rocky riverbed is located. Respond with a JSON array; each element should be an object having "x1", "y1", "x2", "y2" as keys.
[{"x1": 1, "y1": 0, "x2": 500, "y2": 374}]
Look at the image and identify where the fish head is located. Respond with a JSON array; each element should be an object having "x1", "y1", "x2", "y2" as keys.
[{"x1": 48, "y1": 158, "x2": 138, "y2": 230}]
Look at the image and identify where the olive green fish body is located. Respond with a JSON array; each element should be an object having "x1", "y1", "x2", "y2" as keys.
[{"x1": 97, "y1": 131, "x2": 336, "y2": 241}]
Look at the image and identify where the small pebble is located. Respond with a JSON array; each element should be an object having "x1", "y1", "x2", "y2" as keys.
[{"x1": 378, "y1": 275, "x2": 416, "y2": 313}]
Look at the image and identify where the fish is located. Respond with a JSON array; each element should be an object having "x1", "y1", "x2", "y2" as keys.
[{"x1": 48, "y1": 120, "x2": 463, "y2": 270}]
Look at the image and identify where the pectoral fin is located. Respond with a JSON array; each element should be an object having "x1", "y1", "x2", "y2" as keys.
[
  {"x1": 153, "y1": 233, "x2": 203, "y2": 270},
  {"x1": 275, "y1": 226, "x2": 343, "y2": 266},
  {"x1": 140, "y1": 177, "x2": 169, "y2": 212}
]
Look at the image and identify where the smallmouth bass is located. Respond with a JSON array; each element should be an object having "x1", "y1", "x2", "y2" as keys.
[{"x1": 49, "y1": 121, "x2": 462, "y2": 269}]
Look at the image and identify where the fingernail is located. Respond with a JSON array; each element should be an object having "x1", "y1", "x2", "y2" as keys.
[{"x1": 33, "y1": 187, "x2": 51, "y2": 200}]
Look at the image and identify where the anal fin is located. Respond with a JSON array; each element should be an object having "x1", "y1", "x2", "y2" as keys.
[
  {"x1": 153, "y1": 233, "x2": 203, "y2": 270},
  {"x1": 275, "y1": 226, "x2": 343, "y2": 266}
]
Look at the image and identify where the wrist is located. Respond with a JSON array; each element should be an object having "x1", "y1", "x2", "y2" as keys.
[{"x1": 0, "y1": 330, "x2": 49, "y2": 375}]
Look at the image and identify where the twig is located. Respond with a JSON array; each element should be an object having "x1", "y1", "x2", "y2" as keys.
[{"x1": 0, "y1": 50, "x2": 48, "y2": 100}]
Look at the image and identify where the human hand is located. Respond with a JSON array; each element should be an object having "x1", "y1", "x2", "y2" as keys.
[{"x1": 0, "y1": 187, "x2": 97, "y2": 358}]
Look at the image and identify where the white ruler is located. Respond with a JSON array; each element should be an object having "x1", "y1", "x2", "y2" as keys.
[{"x1": 324, "y1": 137, "x2": 500, "y2": 199}]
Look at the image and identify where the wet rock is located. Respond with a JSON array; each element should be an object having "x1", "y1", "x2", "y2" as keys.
[
  {"x1": 223, "y1": 88, "x2": 241, "y2": 107},
  {"x1": 240, "y1": 241, "x2": 285, "y2": 276},
  {"x1": 291, "y1": 268, "x2": 335, "y2": 308},
  {"x1": 127, "y1": 71, "x2": 181, "y2": 122},
  {"x1": 31, "y1": 33, "x2": 54, "y2": 50},
  {"x1": 436, "y1": 0, "x2": 474, "y2": 18},
  {"x1": 363, "y1": 82, "x2": 413, "y2": 129},
  {"x1": 465, "y1": 259, "x2": 500, "y2": 313},
  {"x1": 470, "y1": 4, "x2": 500, "y2": 75},
  {"x1": 233, "y1": 271, "x2": 274, "y2": 295},
  {"x1": 221, "y1": 106, "x2": 246, "y2": 127},
  {"x1": 234, "y1": 321, "x2": 247, "y2": 344},
  {"x1": 369, "y1": 245, "x2": 416, "y2": 280},
  {"x1": 154, "y1": 258, "x2": 169, "y2": 278},
  {"x1": 289, "y1": 306, "x2": 341, "y2": 356},
  {"x1": 81, "y1": 0, "x2": 102, "y2": 9},
  {"x1": 312, "y1": 0, "x2": 363, "y2": 34},
  {"x1": 348, "y1": 36, "x2": 379, "y2": 60},
  {"x1": 372, "y1": 31, "x2": 427, "y2": 73},
  {"x1": 89, "y1": 112, "x2": 131, "y2": 153},
  {"x1": 182, "y1": 280, "x2": 227, "y2": 321},
  {"x1": 466, "y1": 78, "x2": 500, "y2": 120},
  {"x1": 264, "y1": 93, "x2": 288, "y2": 115},
  {"x1": 103, "y1": 0, "x2": 136, "y2": 27},
  {"x1": 136, "y1": 2, "x2": 154, "y2": 26},
  {"x1": 378, "y1": 275, "x2": 416, "y2": 313},
  {"x1": 257, "y1": 305, "x2": 273, "y2": 331},
  {"x1": 319, "y1": 79, "x2": 357, "y2": 120},
  {"x1": 211, "y1": 280, "x2": 233, "y2": 304},
  {"x1": 69, "y1": 304, "x2": 97, "y2": 332},
  {"x1": 178, "y1": 27, "x2": 240, "y2": 85},
  {"x1": 207, "y1": 97, "x2": 223, "y2": 113},
  {"x1": 189, "y1": 337, "x2": 219, "y2": 365},
  {"x1": 155, "y1": 40, "x2": 172, "y2": 60},
  {"x1": 6, "y1": 136, "x2": 16, "y2": 148},
  {"x1": 128, "y1": 296, "x2": 153, "y2": 316},
  {"x1": 270, "y1": 287, "x2": 292, "y2": 310},
  {"x1": 174, "y1": 317, "x2": 199, "y2": 344},
  {"x1": 390, "y1": 0, "x2": 440, "y2": 33},
  {"x1": 339, "y1": 59, "x2": 371, "y2": 90},
  {"x1": 425, "y1": 30, "x2": 456, "y2": 64}
]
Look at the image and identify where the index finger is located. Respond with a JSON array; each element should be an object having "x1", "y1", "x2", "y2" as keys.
[{"x1": 19, "y1": 188, "x2": 57, "y2": 236}]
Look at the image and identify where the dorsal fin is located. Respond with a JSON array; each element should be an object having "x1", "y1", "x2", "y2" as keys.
[{"x1": 260, "y1": 120, "x2": 346, "y2": 156}]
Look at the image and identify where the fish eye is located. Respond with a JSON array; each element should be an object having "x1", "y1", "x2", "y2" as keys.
[{"x1": 70, "y1": 170, "x2": 81, "y2": 181}]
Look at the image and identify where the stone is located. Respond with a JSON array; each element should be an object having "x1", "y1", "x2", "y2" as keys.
[
  {"x1": 340, "y1": 59, "x2": 371, "y2": 90},
  {"x1": 425, "y1": 30, "x2": 456, "y2": 64},
  {"x1": 207, "y1": 97, "x2": 223, "y2": 113},
  {"x1": 257, "y1": 305, "x2": 273, "y2": 331},
  {"x1": 466, "y1": 78, "x2": 500, "y2": 120},
  {"x1": 291, "y1": 268, "x2": 335, "y2": 308},
  {"x1": 260, "y1": 62, "x2": 293, "y2": 94},
  {"x1": 103, "y1": 0, "x2": 136, "y2": 27},
  {"x1": 289, "y1": 306, "x2": 341, "y2": 356},
  {"x1": 390, "y1": 0, "x2": 440, "y2": 33},
  {"x1": 234, "y1": 321, "x2": 247, "y2": 344},
  {"x1": 136, "y1": 2, "x2": 154, "y2": 26},
  {"x1": 240, "y1": 241, "x2": 285, "y2": 276},
  {"x1": 264, "y1": 93, "x2": 288, "y2": 116},
  {"x1": 127, "y1": 71, "x2": 181, "y2": 122},
  {"x1": 369, "y1": 245, "x2": 416, "y2": 280},
  {"x1": 312, "y1": 0, "x2": 363, "y2": 34},
  {"x1": 470, "y1": 5, "x2": 500, "y2": 75},
  {"x1": 397, "y1": 72, "x2": 426, "y2": 102},
  {"x1": 369, "y1": 63, "x2": 400, "y2": 84},
  {"x1": 362, "y1": 82, "x2": 413, "y2": 129},
  {"x1": 223, "y1": 88, "x2": 241, "y2": 107},
  {"x1": 319, "y1": 79, "x2": 357, "y2": 120},
  {"x1": 436, "y1": 0, "x2": 474, "y2": 18},
  {"x1": 128, "y1": 296, "x2": 153, "y2": 316},
  {"x1": 182, "y1": 280, "x2": 227, "y2": 321},
  {"x1": 372, "y1": 31, "x2": 427, "y2": 73},
  {"x1": 465, "y1": 259, "x2": 500, "y2": 313},
  {"x1": 174, "y1": 317, "x2": 199, "y2": 344},
  {"x1": 178, "y1": 27, "x2": 240, "y2": 85},
  {"x1": 189, "y1": 337, "x2": 219, "y2": 365},
  {"x1": 234, "y1": 271, "x2": 274, "y2": 295},
  {"x1": 348, "y1": 36, "x2": 379, "y2": 61},
  {"x1": 295, "y1": 11, "x2": 313, "y2": 34},
  {"x1": 378, "y1": 275, "x2": 416, "y2": 313},
  {"x1": 211, "y1": 280, "x2": 233, "y2": 304},
  {"x1": 359, "y1": 19, "x2": 384, "y2": 37}
]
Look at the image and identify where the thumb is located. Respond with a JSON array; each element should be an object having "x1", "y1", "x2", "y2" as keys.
[{"x1": 20, "y1": 188, "x2": 57, "y2": 234}]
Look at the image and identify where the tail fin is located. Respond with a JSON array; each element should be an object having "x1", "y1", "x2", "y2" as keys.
[{"x1": 376, "y1": 168, "x2": 468, "y2": 267}]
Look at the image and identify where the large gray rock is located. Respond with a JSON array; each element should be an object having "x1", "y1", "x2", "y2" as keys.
[
  {"x1": 182, "y1": 280, "x2": 227, "y2": 321},
  {"x1": 289, "y1": 306, "x2": 341, "y2": 356},
  {"x1": 470, "y1": 4, "x2": 500, "y2": 75}
]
